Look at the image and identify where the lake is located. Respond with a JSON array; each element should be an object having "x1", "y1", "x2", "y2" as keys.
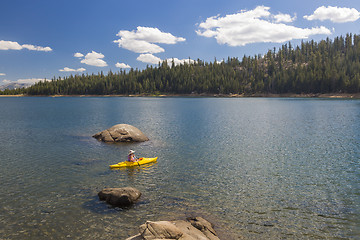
[{"x1": 0, "y1": 97, "x2": 359, "y2": 239}]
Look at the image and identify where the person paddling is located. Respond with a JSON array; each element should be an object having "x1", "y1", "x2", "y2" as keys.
[{"x1": 127, "y1": 150, "x2": 138, "y2": 162}]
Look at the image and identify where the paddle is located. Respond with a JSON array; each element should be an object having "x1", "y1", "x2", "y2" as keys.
[{"x1": 136, "y1": 157, "x2": 143, "y2": 166}]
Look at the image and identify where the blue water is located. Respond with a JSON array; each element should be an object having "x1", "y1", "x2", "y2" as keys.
[{"x1": 0, "y1": 97, "x2": 359, "y2": 239}]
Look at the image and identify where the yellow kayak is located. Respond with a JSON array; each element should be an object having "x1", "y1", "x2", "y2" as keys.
[{"x1": 110, "y1": 157, "x2": 158, "y2": 168}]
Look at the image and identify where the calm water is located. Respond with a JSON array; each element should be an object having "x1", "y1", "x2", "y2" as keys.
[{"x1": 0, "y1": 97, "x2": 359, "y2": 239}]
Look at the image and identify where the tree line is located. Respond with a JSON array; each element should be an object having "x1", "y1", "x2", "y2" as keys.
[{"x1": 1, "y1": 33, "x2": 360, "y2": 95}]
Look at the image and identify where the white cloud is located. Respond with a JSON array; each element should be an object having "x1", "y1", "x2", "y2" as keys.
[
  {"x1": 114, "y1": 26, "x2": 185, "y2": 54},
  {"x1": 74, "y1": 52, "x2": 84, "y2": 58},
  {"x1": 21, "y1": 44, "x2": 52, "y2": 52},
  {"x1": 17, "y1": 78, "x2": 48, "y2": 84},
  {"x1": 196, "y1": 6, "x2": 331, "y2": 47},
  {"x1": 80, "y1": 51, "x2": 108, "y2": 67},
  {"x1": 59, "y1": 67, "x2": 86, "y2": 72},
  {"x1": 0, "y1": 40, "x2": 52, "y2": 51},
  {"x1": 304, "y1": 6, "x2": 360, "y2": 23},
  {"x1": 166, "y1": 58, "x2": 195, "y2": 66},
  {"x1": 115, "y1": 62, "x2": 131, "y2": 69},
  {"x1": 0, "y1": 73, "x2": 5, "y2": 76},
  {"x1": 274, "y1": 13, "x2": 296, "y2": 23},
  {"x1": 136, "y1": 54, "x2": 195, "y2": 66},
  {"x1": 1, "y1": 78, "x2": 49, "y2": 88},
  {"x1": 0, "y1": 41, "x2": 22, "y2": 50},
  {"x1": 136, "y1": 53, "x2": 162, "y2": 64},
  {"x1": 114, "y1": 39, "x2": 165, "y2": 54},
  {"x1": 1, "y1": 79, "x2": 11, "y2": 84},
  {"x1": 116, "y1": 26, "x2": 186, "y2": 44}
]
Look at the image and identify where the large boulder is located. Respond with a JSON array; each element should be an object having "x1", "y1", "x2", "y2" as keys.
[
  {"x1": 98, "y1": 187, "x2": 141, "y2": 207},
  {"x1": 93, "y1": 124, "x2": 149, "y2": 143},
  {"x1": 126, "y1": 217, "x2": 220, "y2": 240},
  {"x1": 187, "y1": 217, "x2": 218, "y2": 240},
  {"x1": 140, "y1": 221, "x2": 184, "y2": 240}
]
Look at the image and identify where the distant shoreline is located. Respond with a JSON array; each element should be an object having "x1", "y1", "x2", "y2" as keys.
[{"x1": 1, "y1": 93, "x2": 360, "y2": 98}]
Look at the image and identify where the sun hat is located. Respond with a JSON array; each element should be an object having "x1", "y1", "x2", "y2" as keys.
[{"x1": 129, "y1": 150, "x2": 135, "y2": 154}]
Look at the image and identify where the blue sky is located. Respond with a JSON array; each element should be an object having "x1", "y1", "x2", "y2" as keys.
[{"x1": 0, "y1": 0, "x2": 359, "y2": 86}]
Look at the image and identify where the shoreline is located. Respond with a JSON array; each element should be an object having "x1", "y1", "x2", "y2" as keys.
[{"x1": 0, "y1": 93, "x2": 359, "y2": 98}]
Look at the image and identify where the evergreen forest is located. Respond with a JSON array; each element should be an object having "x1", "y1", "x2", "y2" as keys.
[{"x1": 1, "y1": 34, "x2": 360, "y2": 95}]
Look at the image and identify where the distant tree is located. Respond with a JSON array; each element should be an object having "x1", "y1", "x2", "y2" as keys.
[{"x1": 2, "y1": 34, "x2": 359, "y2": 96}]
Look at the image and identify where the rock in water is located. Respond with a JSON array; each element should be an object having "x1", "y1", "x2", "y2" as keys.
[
  {"x1": 187, "y1": 217, "x2": 219, "y2": 239},
  {"x1": 126, "y1": 217, "x2": 220, "y2": 240},
  {"x1": 140, "y1": 221, "x2": 184, "y2": 240},
  {"x1": 98, "y1": 187, "x2": 141, "y2": 207},
  {"x1": 93, "y1": 124, "x2": 149, "y2": 143}
]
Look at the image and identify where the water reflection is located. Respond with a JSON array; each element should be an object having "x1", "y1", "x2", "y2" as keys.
[{"x1": 111, "y1": 162, "x2": 158, "y2": 181}]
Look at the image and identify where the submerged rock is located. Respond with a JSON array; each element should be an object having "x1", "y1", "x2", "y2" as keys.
[
  {"x1": 98, "y1": 187, "x2": 141, "y2": 207},
  {"x1": 93, "y1": 124, "x2": 149, "y2": 143},
  {"x1": 126, "y1": 217, "x2": 220, "y2": 240}
]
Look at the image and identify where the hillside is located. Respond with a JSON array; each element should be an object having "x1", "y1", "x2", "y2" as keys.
[{"x1": 1, "y1": 34, "x2": 360, "y2": 96}]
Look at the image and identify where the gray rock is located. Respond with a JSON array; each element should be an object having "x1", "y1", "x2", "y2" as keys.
[
  {"x1": 126, "y1": 217, "x2": 220, "y2": 240},
  {"x1": 187, "y1": 217, "x2": 219, "y2": 240},
  {"x1": 98, "y1": 187, "x2": 141, "y2": 207},
  {"x1": 140, "y1": 221, "x2": 184, "y2": 240},
  {"x1": 93, "y1": 124, "x2": 149, "y2": 143}
]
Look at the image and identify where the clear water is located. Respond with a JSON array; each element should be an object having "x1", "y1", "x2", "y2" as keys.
[{"x1": 0, "y1": 97, "x2": 359, "y2": 239}]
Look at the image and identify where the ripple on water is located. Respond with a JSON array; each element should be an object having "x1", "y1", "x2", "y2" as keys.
[{"x1": 0, "y1": 97, "x2": 359, "y2": 239}]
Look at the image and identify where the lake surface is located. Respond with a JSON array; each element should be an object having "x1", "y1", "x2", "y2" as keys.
[{"x1": 0, "y1": 97, "x2": 359, "y2": 239}]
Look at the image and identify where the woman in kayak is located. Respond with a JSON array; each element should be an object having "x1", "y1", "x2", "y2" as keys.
[{"x1": 128, "y1": 150, "x2": 138, "y2": 162}]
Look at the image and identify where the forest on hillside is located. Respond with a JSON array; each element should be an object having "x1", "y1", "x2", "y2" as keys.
[{"x1": 1, "y1": 34, "x2": 360, "y2": 95}]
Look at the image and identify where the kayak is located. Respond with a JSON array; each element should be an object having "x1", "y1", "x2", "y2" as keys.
[{"x1": 109, "y1": 157, "x2": 158, "y2": 168}]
